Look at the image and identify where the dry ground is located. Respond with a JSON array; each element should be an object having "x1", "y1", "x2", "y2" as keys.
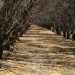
[{"x1": 0, "y1": 25, "x2": 75, "y2": 75}]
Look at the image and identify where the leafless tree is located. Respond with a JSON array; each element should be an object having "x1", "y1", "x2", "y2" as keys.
[{"x1": 0, "y1": 0, "x2": 36, "y2": 59}]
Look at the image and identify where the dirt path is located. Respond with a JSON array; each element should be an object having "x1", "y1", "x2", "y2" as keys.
[{"x1": 0, "y1": 25, "x2": 75, "y2": 75}]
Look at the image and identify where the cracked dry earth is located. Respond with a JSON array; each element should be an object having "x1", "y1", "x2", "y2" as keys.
[{"x1": 0, "y1": 25, "x2": 75, "y2": 75}]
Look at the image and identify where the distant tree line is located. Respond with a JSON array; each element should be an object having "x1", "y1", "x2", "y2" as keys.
[
  {"x1": 31, "y1": 0, "x2": 75, "y2": 40},
  {"x1": 48, "y1": 0, "x2": 75, "y2": 40}
]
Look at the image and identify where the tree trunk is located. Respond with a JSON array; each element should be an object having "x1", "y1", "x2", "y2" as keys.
[
  {"x1": 72, "y1": 33, "x2": 75, "y2": 40},
  {"x1": 63, "y1": 31, "x2": 66, "y2": 38},
  {"x1": 56, "y1": 26, "x2": 61, "y2": 35},
  {"x1": 0, "y1": 48, "x2": 3, "y2": 59},
  {"x1": 66, "y1": 31, "x2": 70, "y2": 39}
]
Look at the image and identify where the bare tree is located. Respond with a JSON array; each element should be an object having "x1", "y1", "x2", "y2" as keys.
[{"x1": 0, "y1": 0, "x2": 36, "y2": 59}]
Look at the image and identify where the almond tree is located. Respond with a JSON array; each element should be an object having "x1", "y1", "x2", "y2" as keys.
[{"x1": 0, "y1": 0, "x2": 36, "y2": 59}]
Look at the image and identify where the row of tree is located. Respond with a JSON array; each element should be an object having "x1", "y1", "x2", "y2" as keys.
[
  {"x1": 48, "y1": 0, "x2": 75, "y2": 40},
  {"x1": 0, "y1": 0, "x2": 75, "y2": 59},
  {"x1": 0, "y1": 0, "x2": 36, "y2": 59},
  {"x1": 31, "y1": 0, "x2": 75, "y2": 40}
]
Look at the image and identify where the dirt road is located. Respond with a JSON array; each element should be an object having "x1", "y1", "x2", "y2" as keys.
[{"x1": 0, "y1": 25, "x2": 75, "y2": 75}]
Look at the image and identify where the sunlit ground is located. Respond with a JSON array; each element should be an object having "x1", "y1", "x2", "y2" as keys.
[
  {"x1": 0, "y1": 25, "x2": 75, "y2": 75},
  {"x1": 0, "y1": 62, "x2": 75, "y2": 75}
]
